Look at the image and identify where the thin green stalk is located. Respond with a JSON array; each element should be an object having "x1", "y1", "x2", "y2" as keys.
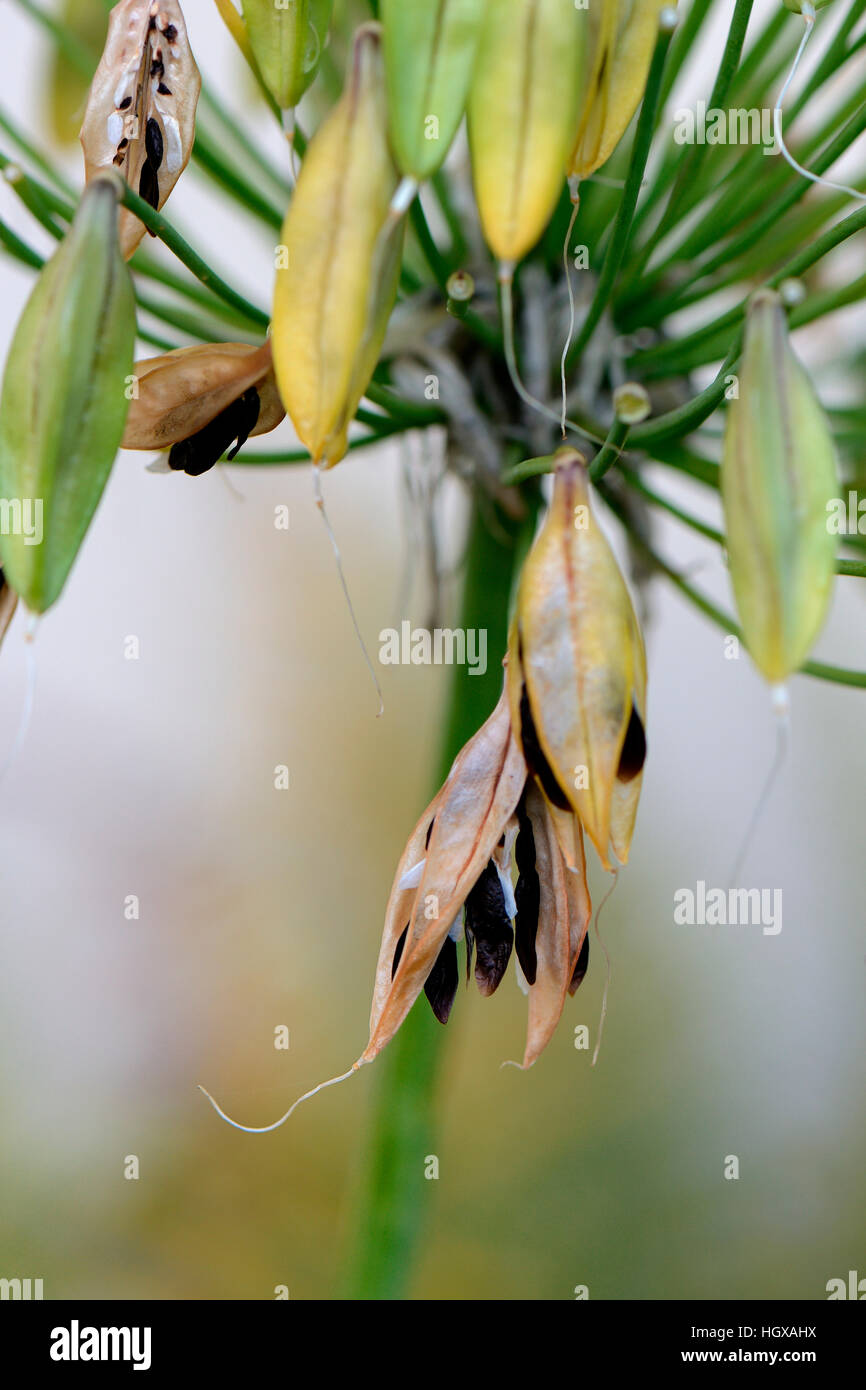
[
  {"x1": 409, "y1": 197, "x2": 501, "y2": 353},
  {"x1": 342, "y1": 491, "x2": 537, "y2": 1300},
  {"x1": 589, "y1": 418, "x2": 631, "y2": 482},
  {"x1": 565, "y1": 18, "x2": 675, "y2": 369}
]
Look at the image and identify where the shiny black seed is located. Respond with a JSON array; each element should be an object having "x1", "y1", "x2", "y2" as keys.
[
  {"x1": 568, "y1": 933, "x2": 589, "y2": 996},
  {"x1": 464, "y1": 861, "x2": 513, "y2": 996},
  {"x1": 617, "y1": 704, "x2": 646, "y2": 782},
  {"x1": 168, "y1": 389, "x2": 261, "y2": 477},
  {"x1": 464, "y1": 923, "x2": 475, "y2": 983},
  {"x1": 118, "y1": 138, "x2": 129, "y2": 149},
  {"x1": 392, "y1": 924, "x2": 408, "y2": 979},
  {"x1": 145, "y1": 117, "x2": 163, "y2": 168},
  {"x1": 151, "y1": 57, "x2": 164, "y2": 78},
  {"x1": 163, "y1": 23, "x2": 178, "y2": 41},
  {"x1": 157, "y1": 82, "x2": 172, "y2": 95},
  {"x1": 112, "y1": 153, "x2": 125, "y2": 166},
  {"x1": 118, "y1": 95, "x2": 132, "y2": 110},
  {"x1": 518, "y1": 681, "x2": 571, "y2": 812},
  {"x1": 138, "y1": 160, "x2": 159, "y2": 215},
  {"x1": 424, "y1": 937, "x2": 459, "y2": 1025},
  {"x1": 514, "y1": 796, "x2": 540, "y2": 985}
]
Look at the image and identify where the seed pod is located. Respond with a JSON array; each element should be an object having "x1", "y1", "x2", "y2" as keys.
[
  {"x1": 0, "y1": 567, "x2": 17, "y2": 648},
  {"x1": 240, "y1": 0, "x2": 333, "y2": 111},
  {"x1": 569, "y1": 0, "x2": 668, "y2": 183},
  {"x1": 382, "y1": 0, "x2": 486, "y2": 183},
  {"x1": 721, "y1": 289, "x2": 838, "y2": 686},
  {"x1": 80, "y1": 0, "x2": 200, "y2": 259},
  {"x1": 468, "y1": 0, "x2": 587, "y2": 264},
  {"x1": 272, "y1": 23, "x2": 403, "y2": 469},
  {"x1": 507, "y1": 447, "x2": 647, "y2": 870},
  {"x1": 122, "y1": 341, "x2": 284, "y2": 454},
  {"x1": 0, "y1": 176, "x2": 136, "y2": 614}
]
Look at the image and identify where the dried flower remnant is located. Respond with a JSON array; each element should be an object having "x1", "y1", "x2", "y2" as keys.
[
  {"x1": 80, "y1": 0, "x2": 200, "y2": 258},
  {"x1": 122, "y1": 341, "x2": 285, "y2": 474},
  {"x1": 507, "y1": 448, "x2": 647, "y2": 871},
  {"x1": 0, "y1": 175, "x2": 136, "y2": 614},
  {"x1": 721, "y1": 289, "x2": 838, "y2": 688}
]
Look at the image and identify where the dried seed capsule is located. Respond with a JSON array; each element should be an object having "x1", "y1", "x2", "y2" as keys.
[
  {"x1": 122, "y1": 341, "x2": 282, "y2": 451},
  {"x1": 468, "y1": 0, "x2": 587, "y2": 265},
  {"x1": 0, "y1": 176, "x2": 136, "y2": 613},
  {"x1": 80, "y1": 0, "x2": 200, "y2": 258},
  {"x1": 240, "y1": 0, "x2": 333, "y2": 111},
  {"x1": 507, "y1": 447, "x2": 647, "y2": 870},
  {"x1": 381, "y1": 0, "x2": 486, "y2": 183},
  {"x1": 569, "y1": 1, "x2": 668, "y2": 183},
  {"x1": 721, "y1": 289, "x2": 838, "y2": 686},
  {"x1": 272, "y1": 23, "x2": 403, "y2": 469}
]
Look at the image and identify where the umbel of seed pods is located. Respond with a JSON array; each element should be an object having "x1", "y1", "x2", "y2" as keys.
[{"x1": 364, "y1": 451, "x2": 647, "y2": 1069}]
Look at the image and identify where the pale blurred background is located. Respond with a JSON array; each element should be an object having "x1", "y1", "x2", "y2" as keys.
[{"x1": 0, "y1": 0, "x2": 864, "y2": 1300}]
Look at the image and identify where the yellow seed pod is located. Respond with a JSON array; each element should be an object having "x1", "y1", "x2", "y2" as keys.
[
  {"x1": 239, "y1": 0, "x2": 333, "y2": 111},
  {"x1": 80, "y1": 0, "x2": 200, "y2": 259},
  {"x1": 0, "y1": 176, "x2": 136, "y2": 613},
  {"x1": 721, "y1": 289, "x2": 838, "y2": 686},
  {"x1": 507, "y1": 448, "x2": 647, "y2": 870},
  {"x1": 382, "y1": 0, "x2": 486, "y2": 183},
  {"x1": 271, "y1": 23, "x2": 403, "y2": 469},
  {"x1": 569, "y1": 0, "x2": 670, "y2": 183},
  {"x1": 468, "y1": 0, "x2": 587, "y2": 265}
]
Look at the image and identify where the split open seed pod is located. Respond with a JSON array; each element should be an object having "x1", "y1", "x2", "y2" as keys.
[
  {"x1": 569, "y1": 0, "x2": 670, "y2": 183},
  {"x1": 80, "y1": 0, "x2": 200, "y2": 259},
  {"x1": 271, "y1": 22, "x2": 403, "y2": 469},
  {"x1": 0, "y1": 175, "x2": 136, "y2": 613},
  {"x1": 381, "y1": 0, "x2": 486, "y2": 184},
  {"x1": 721, "y1": 288, "x2": 838, "y2": 686},
  {"x1": 507, "y1": 447, "x2": 647, "y2": 871},
  {"x1": 122, "y1": 340, "x2": 284, "y2": 474},
  {"x1": 468, "y1": 0, "x2": 587, "y2": 264}
]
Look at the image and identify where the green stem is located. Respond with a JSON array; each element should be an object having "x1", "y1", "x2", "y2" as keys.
[{"x1": 341, "y1": 490, "x2": 536, "y2": 1299}]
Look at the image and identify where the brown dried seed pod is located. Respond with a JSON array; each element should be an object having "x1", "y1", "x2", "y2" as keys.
[{"x1": 80, "y1": 0, "x2": 200, "y2": 259}]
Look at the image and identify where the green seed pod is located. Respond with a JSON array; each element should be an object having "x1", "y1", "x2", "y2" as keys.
[
  {"x1": 0, "y1": 566, "x2": 17, "y2": 648},
  {"x1": 721, "y1": 289, "x2": 838, "y2": 686},
  {"x1": 381, "y1": 0, "x2": 486, "y2": 183},
  {"x1": 272, "y1": 23, "x2": 403, "y2": 468},
  {"x1": 468, "y1": 0, "x2": 586, "y2": 265},
  {"x1": 240, "y1": 0, "x2": 333, "y2": 111},
  {"x1": 0, "y1": 176, "x2": 136, "y2": 613}
]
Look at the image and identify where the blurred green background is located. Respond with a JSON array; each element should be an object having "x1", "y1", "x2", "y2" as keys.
[{"x1": 0, "y1": 0, "x2": 864, "y2": 1300}]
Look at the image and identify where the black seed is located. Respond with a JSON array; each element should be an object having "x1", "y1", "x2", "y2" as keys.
[
  {"x1": 145, "y1": 117, "x2": 164, "y2": 168},
  {"x1": 168, "y1": 389, "x2": 261, "y2": 477},
  {"x1": 617, "y1": 704, "x2": 646, "y2": 783},
  {"x1": 514, "y1": 795, "x2": 540, "y2": 985},
  {"x1": 424, "y1": 937, "x2": 459, "y2": 1025},
  {"x1": 464, "y1": 923, "x2": 474, "y2": 983},
  {"x1": 568, "y1": 933, "x2": 589, "y2": 996},
  {"x1": 148, "y1": 14, "x2": 156, "y2": 31},
  {"x1": 424, "y1": 817, "x2": 435, "y2": 850},
  {"x1": 151, "y1": 58, "x2": 164, "y2": 78},
  {"x1": 138, "y1": 160, "x2": 160, "y2": 215},
  {"x1": 157, "y1": 82, "x2": 172, "y2": 96},
  {"x1": 464, "y1": 861, "x2": 513, "y2": 996},
  {"x1": 118, "y1": 138, "x2": 129, "y2": 149},
  {"x1": 519, "y1": 681, "x2": 571, "y2": 812},
  {"x1": 392, "y1": 924, "x2": 408, "y2": 979},
  {"x1": 118, "y1": 95, "x2": 132, "y2": 110},
  {"x1": 163, "y1": 23, "x2": 178, "y2": 41},
  {"x1": 112, "y1": 153, "x2": 125, "y2": 166}
]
